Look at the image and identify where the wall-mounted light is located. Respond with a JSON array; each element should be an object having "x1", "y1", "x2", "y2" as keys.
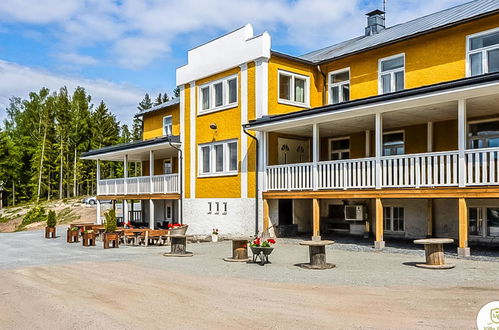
[{"x1": 210, "y1": 123, "x2": 217, "y2": 130}]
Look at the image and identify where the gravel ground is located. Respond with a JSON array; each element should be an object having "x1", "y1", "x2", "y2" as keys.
[{"x1": 0, "y1": 229, "x2": 498, "y2": 329}]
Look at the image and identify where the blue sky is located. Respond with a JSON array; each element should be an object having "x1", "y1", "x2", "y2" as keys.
[{"x1": 0, "y1": 0, "x2": 469, "y2": 126}]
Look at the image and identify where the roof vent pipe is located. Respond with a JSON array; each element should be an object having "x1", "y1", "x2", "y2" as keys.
[{"x1": 365, "y1": 9, "x2": 385, "y2": 36}]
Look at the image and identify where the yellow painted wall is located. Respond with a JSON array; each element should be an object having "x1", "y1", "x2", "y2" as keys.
[
  {"x1": 268, "y1": 56, "x2": 324, "y2": 115},
  {"x1": 142, "y1": 104, "x2": 180, "y2": 140},
  {"x1": 195, "y1": 67, "x2": 241, "y2": 198},
  {"x1": 142, "y1": 157, "x2": 179, "y2": 176},
  {"x1": 184, "y1": 84, "x2": 191, "y2": 198},
  {"x1": 247, "y1": 62, "x2": 257, "y2": 198}
]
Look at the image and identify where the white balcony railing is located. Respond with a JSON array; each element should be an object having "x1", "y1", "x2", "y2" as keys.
[
  {"x1": 98, "y1": 174, "x2": 179, "y2": 195},
  {"x1": 265, "y1": 147, "x2": 499, "y2": 191}
]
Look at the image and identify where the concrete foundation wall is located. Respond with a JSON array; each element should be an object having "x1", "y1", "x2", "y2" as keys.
[
  {"x1": 293, "y1": 199, "x2": 312, "y2": 233},
  {"x1": 433, "y1": 199, "x2": 458, "y2": 239},
  {"x1": 382, "y1": 199, "x2": 428, "y2": 239}
]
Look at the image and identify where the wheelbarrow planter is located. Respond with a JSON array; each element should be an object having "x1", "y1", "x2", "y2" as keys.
[{"x1": 250, "y1": 246, "x2": 274, "y2": 265}]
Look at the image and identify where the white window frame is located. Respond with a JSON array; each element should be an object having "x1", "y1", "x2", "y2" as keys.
[
  {"x1": 467, "y1": 117, "x2": 499, "y2": 149},
  {"x1": 328, "y1": 136, "x2": 350, "y2": 160},
  {"x1": 466, "y1": 27, "x2": 499, "y2": 77},
  {"x1": 198, "y1": 74, "x2": 238, "y2": 115},
  {"x1": 162, "y1": 115, "x2": 173, "y2": 136},
  {"x1": 328, "y1": 68, "x2": 350, "y2": 105},
  {"x1": 382, "y1": 130, "x2": 405, "y2": 156},
  {"x1": 383, "y1": 206, "x2": 405, "y2": 233},
  {"x1": 378, "y1": 53, "x2": 405, "y2": 94},
  {"x1": 278, "y1": 70, "x2": 310, "y2": 108},
  {"x1": 198, "y1": 139, "x2": 238, "y2": 177},
  {"x1": 163, "y1": 158, "x2": 173, "y2": 174},
  {"x1": 468, "y1": 205, "x2": 499, "y2": 238}
]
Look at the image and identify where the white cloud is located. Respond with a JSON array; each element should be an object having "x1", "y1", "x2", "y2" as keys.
[
  {"x1": 56, "y1": 52, "x2": 98, "y2": 66},
  {"x1": 0, "y1": 0, "x2": 471, "y2": 69},
  {"x1": 0, "y1": 60, "x2": 144, "y2": 125}
]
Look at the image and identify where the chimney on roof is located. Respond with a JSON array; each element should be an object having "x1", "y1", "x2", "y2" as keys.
[{"x1": 365, "y1": 9, "x2": 385, "y2": 36}]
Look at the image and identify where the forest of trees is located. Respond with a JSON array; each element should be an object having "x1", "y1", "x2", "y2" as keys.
[{"x1": 0, "y1": 86, "x2": 177, "y2": 207}]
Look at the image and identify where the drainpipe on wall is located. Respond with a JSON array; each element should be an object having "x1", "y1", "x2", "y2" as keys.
[
  {"x1": 243, "y1": 127, "x2": 259, "y2": 236},
  {"x1": 167, "y1": 135, "x2": 183, "y2": 225},
  {"x1": 317, "y1": 65, "x2": 327, "y2": 105}
]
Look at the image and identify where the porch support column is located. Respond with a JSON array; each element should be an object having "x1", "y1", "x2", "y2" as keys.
[
  {"x1": 312, "y1": 123, "x2": 319, "y2": 190},
  {"x1": 263, "y1": 199, "x2": 270, "y2": 234},
  {"x1": 458, "y1": 100, "x2": 467, "y2": 187},
  {"x1": 149, "y1": 199, "x2": 155, "y2": 230},
  {"x1": 375, "y1": 198, "x2": 385, "y2": 249},
  {"x1": 458, "y1": 198, "x2": 471, "y2": 257},
  {"x1": 312, "y1": 198, "x2": 321, "y2": 241},
  {"x1": 96, "y1": 199, "x2": 101, "y2": 224},
  {"x1": 365, "y1": 130, "x2": 370, "y2": 157},
  {"x1": 427, "y1": 199, "x2": 433, "y2": 238},
  {"x1": 123, "y1": 155, "x2": 128, "y2": 194},
  {"x1": 149, "y1": 150, "x2": 154, "y2": 194},
  {"x1": 375, "y1": 113, "x2": 383, "y2": 189},
  {"x1": 123, "y1": 200, "x2": 128, "y2": 227},
  {"x1": 427, "y1": 122, "x2": 433, "y2": 152},
  {"x1": 96, "y1": 160, "x2": 101, "y2": 195}
]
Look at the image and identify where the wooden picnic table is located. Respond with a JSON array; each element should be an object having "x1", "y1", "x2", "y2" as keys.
[
  {"x1": 69, "y1": 223, "x2": 95, "y2": 231},
  {"x1": 123, "y1": 228, "x2": 149, "y2": 245},
  {"x1": 299, "y1": 240, "x2": 335, "y2": 270},
  {"x1": 163, "y1": 234, "x2": 193, "y2": 257},
  {"x1": 413, "y1": 238, "x2": 455, "y2": 269},
  {"x1": 224, "y1": 237, "x2": 252, "y2": 262}
]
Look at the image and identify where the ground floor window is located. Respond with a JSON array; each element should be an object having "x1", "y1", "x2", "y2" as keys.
[
  {"x1": 469, "y1": 207, "x2": 499, "y2": 237},
  {"x1": 384, "y1": 206, "x2": 405, "y2": 232}
]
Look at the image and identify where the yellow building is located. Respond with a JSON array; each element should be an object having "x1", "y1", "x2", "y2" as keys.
[{"x1": 83, "y1": 0, "x2": 499, "y2": 255}]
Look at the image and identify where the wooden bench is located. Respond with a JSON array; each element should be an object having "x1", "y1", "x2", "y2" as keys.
[
  {"x1": 299, "y1": 240, "x2": 335, "y2": 270},
  {"x1": 139, "y1": 230, "x2": 169, "y2": 246},
  {"x1": 413, "y1": 238, "x2": 455, "y2": 269}
]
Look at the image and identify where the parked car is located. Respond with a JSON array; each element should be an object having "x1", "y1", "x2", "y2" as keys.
[{"x1": 82, "y1": 197, "x2": 111, "y2": 205}]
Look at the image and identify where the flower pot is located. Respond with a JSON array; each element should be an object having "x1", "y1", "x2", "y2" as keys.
[
  {"x1": 169, "y1": 225, "x2": 188, "y2": 235},
  {"x1": 211, "y1": 234, "x2": 219, "y2": 242},
  {"x1": 45, "y1": 226, "x2": 56, "y2": 239},
  {"x1": 103, "y1": 232, "x2": 119, "y2": 249},
  {"x1": 82, "y1": 232, "x2": 97, "y2": 247},
  {"x1": 66, "y1": 229, "x2": 80, "y2": 243}
]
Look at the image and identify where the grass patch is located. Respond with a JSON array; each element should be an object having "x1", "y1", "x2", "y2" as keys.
[{"x1": 56, "y1": 207, "x2": 81, "y2": 224}]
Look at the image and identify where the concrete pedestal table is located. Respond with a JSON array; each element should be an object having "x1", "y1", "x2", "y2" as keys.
[
  {"x1": 299, "y1": 240, "x2": 335, "y2": 270},
  {"x1": 163, "y1": 235, "x2": 193, "y2": 257},
  {"x1": 413, "y1": 238, "x2": 455, "y2": 269},
  {"x1": 223, "y1": 238, "x2": 251, "y2": 262}
]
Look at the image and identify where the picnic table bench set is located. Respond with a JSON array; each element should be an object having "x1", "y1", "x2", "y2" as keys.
[{"x1": 60, "y1": 220, "x2": 457, "y2": 269}]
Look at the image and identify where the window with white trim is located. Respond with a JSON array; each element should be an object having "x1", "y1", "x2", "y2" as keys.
[
  {"x1": 198, "y1": 75, "x2": 238, "y2": 114},
  {"x1": 383, "y1": 131, "x2": 404, "y2": 156},
  {"x1": 329, "y1": 69, "x2": 350, "y2": 104},
  {"x1": 199, "y1": 140, "x2": 238, "y2": 176},
  {"x1": 329, "y1": 137, "x2": 350, "y2": 160},
  {"x1": 278, "y1": 70, "x2": 309, "y2": 106},
  {"x1": 384, "y1": 206, "x2": 405, "y2": 232},
  {"x1": 163, "y1": 116, "x2": 172, "y2": 136},
  {"x1": 379, "y1": 54, "x2": 405, "y2": 94},
  {"x1": 468, "y1": 119, "x2": 499, "y2": 149},
  {"x1": 467, "y1": 28, "x2": 499, "y2": 76}
]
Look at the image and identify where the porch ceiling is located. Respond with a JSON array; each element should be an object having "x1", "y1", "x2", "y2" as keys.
[{"x1": 269, "y1": 93, "x2": 499, "y2": 138}]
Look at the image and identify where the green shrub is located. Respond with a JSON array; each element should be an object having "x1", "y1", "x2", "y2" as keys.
[
  {"x1": 104, "y1": 209, "x2": 117, "y2": 233},
  {"x1": 16, "y1": 206, "x2": 46, "y2": 231},
  {"x1": 46, "y1": 210, "x2": 56, "y2": 227}
]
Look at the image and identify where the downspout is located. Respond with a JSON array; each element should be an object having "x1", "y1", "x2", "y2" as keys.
[
  {"x1": 167, "y1": 136, "x2": 183, "y2": 225},
  {"x1": 243, "y1": 127, "x2": 259, "y2": 236},
  {"x1": 317, "y1": 65, "x2": 327, "y2": 105}
]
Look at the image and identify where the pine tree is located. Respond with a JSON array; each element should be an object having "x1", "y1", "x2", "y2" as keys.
[
  {"x1": 137, "y1": 93, "x2": 153, "y2": 112},
  {"x1": 154, "y1": 93, "x2": 163, "y2": 106},
  {"x1": 173, "y1": 87, "x2": 180, "y2": 98}
]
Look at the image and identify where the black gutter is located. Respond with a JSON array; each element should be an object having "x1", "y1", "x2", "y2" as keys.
[
  {"x1": 244, "y1": 72, "x2": 499, "y2": 129},
  {"x1": 81, "y1": 136, "x2": 181, "y2": 158},
  {"x1": 243, "y1": 127, "x2": 259, "y2": 236}
]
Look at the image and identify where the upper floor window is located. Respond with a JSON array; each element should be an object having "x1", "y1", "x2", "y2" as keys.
[
  {"x1": 199, "y1": 75, "x2": 238, "y2": 114},
  {"x1": 163, "y1": 116, "x2": 172, "y2": 136},
  {"x1": 469, "y1": 119, "x2": 499, "y2": 149},
  {"x1": 379, "y1": 54, "x2": 405, "y2": 94},
  {"x1": 199, "y1": 139, "x2": 238, "y2": 176},
  {"x1": 383, "y1": 131, "x2": 404, "y2": 156},
  {"x1": 329, "y1": 137, "x2": 350, "y2": 160},
  {"x1": 329, "y1": 69, "x2": 350, "y2": 104},
  {"x1": 467, "y1": 28, "x2": 499, "y2": 76},
  {"x1": 278, "y1": 70, "x2": 309, "y2": 107}
]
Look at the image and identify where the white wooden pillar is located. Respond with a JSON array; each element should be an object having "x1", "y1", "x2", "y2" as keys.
[
  {"x1": 312, "y1": 123, "x2": 319, "y2": 191},
  {"x1": 123, "y1": 154, "x2": 128, "y2": 194},
  {"x1": 458, "y1": 100, "x2": 467, "y2": 187},
  {"x1": 149, "y1": 150, "x2": 154, "y2": 194},
  {"x1": 123, "y1": 200, "x2": 128, "y2": 227},
  {"x1": 96, "y1": 160, "x2": 101, "y2": 195},
  {"x1": 375, "y1": 113, "x2": 383, "y2": 189},
  {"x1": 96, "y1": 199, "x2": 101, "y2": 224},
  {"x1": 149, "y1": 199, "x2": 155, "y2": 229},
  {"x1": 365, "y1": 130, "x2": 370, "y2": 157},
  {"x1": 427, "y1": 122, "x2": 433, "y2": 152}
]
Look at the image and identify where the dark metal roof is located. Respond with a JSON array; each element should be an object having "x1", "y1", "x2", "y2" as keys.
[
  {"x1": 81, "y1": 135, "x2": 181, "y2": 158},
  {"x1": 244, "y1": 72, "x2": 499, "y2": 128},
  {"x1": 300, "y1": 0, "x2": 499, "y2": 63},
  {"x1": 134, "y1": 98, "x2": 180, "y2": 118}
]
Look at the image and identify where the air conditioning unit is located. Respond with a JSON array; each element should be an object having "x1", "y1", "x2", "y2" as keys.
[{"x1": 344, "y1": 205, "x2": 365, "y2": 221}]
